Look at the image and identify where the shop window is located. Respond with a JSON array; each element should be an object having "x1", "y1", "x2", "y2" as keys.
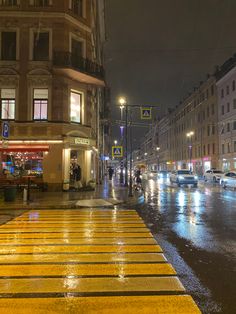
[
  {"x1": 33, "y1": 89, "x2": 48, "y2": 120},
  {"x1": 0, "y1": 89, "x2": 15, "y2": 120},
  {"x1": 33, "y1": 32, "x2": 49, "y2": 61},
  {"x1": 1, "y1": 31, "x2": 16, "y2": 60},
  {"x1": 70, "y1": 90, "x2": 82, "y2": 123}
]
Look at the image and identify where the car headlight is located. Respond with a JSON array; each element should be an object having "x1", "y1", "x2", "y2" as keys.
[
  {"x1": 194, "y1": 175, "x2": 198, "y2": 179},
  {"x1": 178, "y1": 175, "x2": 184, "y2": 180},
  {"x1": 150, "y1": 173, "x2": 153, "y2": 177}
]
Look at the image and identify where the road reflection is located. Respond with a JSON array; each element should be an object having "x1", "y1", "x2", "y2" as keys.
[{"x1": 140, "y1": 178, "x2": 236, "y2": 256}]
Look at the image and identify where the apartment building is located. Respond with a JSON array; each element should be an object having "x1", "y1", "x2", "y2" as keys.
[
  {"x1": 0, "y1": 0, "x2": 106, "y2": 190},
  {"x1": 216, "y1": 55, "x2": 236, "y2": 171},
  {"x1": 169, "y1": 76, "x2": 218, "y2": 174}
]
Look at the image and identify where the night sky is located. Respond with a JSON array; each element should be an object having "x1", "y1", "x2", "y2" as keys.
[{"x1": 104, "y1": 0, "x2": 236, "y2": 145}]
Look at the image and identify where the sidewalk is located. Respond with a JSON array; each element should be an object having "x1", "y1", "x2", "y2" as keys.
[{"x1": 0, "y1": 178, "x2": 137, "y2": 210}]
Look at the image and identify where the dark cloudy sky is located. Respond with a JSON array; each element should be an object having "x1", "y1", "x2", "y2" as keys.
[{"x1": 104, "y1": 0, "x2": 236, "y2": 143}]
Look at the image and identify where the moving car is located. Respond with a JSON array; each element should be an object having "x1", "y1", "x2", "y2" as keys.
[
  {"x1": 158, "y1": 170, "x2": 169, "y2": 178},
  {"x1": 170, "y1": 169, "x2": 198, "y2": 187},
  {"x1": 204, "y1": 169, "x2": 224, "y2": 183},
  {"x1": 220, "y1": 171, "x2": 236, "y2": 188}
]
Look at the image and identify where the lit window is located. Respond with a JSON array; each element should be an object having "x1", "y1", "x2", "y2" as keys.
[
  {"x1": 33, "y1": 89, "x2": 48, "y2": 120},
  {"x1": 70, "y1": 91, "x2": 82, "y2": 123},
  {"x1": 1, "y1": 89, "x2": 15, "y2": 120}
]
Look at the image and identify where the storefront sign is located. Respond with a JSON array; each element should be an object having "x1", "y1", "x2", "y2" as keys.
[{"x1": 74, "y1": 137, "x2": 90, "y2": 145}]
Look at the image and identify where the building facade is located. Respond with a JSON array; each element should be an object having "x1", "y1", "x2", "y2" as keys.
[
  {"x1": 0, "y1": 0, "x2": 106, "y2": 190},
  {"x1": 216, "y1": 55, "x2": 236, "y2": 171}
]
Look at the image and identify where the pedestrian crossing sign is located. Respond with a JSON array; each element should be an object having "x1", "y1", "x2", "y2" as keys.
[
  {"x1": 112, "y1": 146, "x2": 123, "y2": 158},
  {"x1": 141, "y1": 107, "x2": 152, "y2": 119}
]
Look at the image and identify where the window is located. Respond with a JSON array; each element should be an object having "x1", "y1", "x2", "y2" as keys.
[
  {"x1": 234, "y1": 141, "x2": 236, "y2": 152},
  {"x1": 33, "y1": 32, "x2": 49, "y2": 61},
  {"x1": 29, "y1": 0, "x2": 51, "y2": 6},
  {"x1": 211, "y1": 103, "x2": 215, "y2": 115},
  {"x1": 233, "y1": 99, "x2": 236, "y2": 109},
  {"x1": 207, "y1": 106, "x2": 209, "y2": 117},
  {"x1": 211, "y1": 85, "x2": 214, "y2": 96},
  {"x1": 71, "y1": 38, "x2": 83, "y2": 59},
  {"x1": 0, "y1": 89, "x2": 15, "y2": 120},
  {"x1": 207, "y1": 144, "x2": 210, "y2": 155},
  {"x1": 227, "y1": 102, "x2": 230, "y2": 112},
  {"x1": 233, "y1": 121, "x2": 236, "y2": 130},
  {"x1": 33, "y1": 89, "x2": 48, "y2": 120},
  {"x1": 221, "y1": 105, "x2": 224, "y2": 115},
  {"x1": 207, "y1": 125, "x2": 210, "y2": 136},
  {"x1": 203, "y1": 145, "x2": 206, "y2": 155},
  {"x1": 221, "y1": 89, "x2": 224, "y2": 98},
  {"x1": 212, "y1": 143, "x2": 215, "y2": 154},
  {"x1": 212, "y1": 125, "x2": 215, "y2": 135},
  {"x1": 0, "y1": 0, "x2": 18, "y2": 5},
  {"x1": 70, "y1": 0, "x2": 83, "y2": 17},
  {"x1": 1, "y1": 32, "x2": 16, "y2": 60},
  {"x1": 226, "y1": 85, "x2": 229, "y2": 95},
  {"x1": 70, "y1": 90, "x2": 82, "y2": 123},
  {"x1": 227, "y1": 123, "x2": 230, "y2": 132},
  {"x1": 227, "y1": 143, "x2": 230, "y2": 153},
  {"x1": 233, "y1": 80, "x2": 235, "y2": 91},
  {"x1": 222, "y1": 143, "x2": 224, "y2": 154}
]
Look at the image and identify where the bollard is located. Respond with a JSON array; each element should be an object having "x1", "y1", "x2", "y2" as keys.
[{"x1": 23, "y1": 188, "x2": 27, "y2": 202}]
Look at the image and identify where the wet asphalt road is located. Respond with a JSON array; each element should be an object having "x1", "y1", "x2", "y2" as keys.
[{"x1": 134, "y1": 178, "x2": 236, "y2": 314}]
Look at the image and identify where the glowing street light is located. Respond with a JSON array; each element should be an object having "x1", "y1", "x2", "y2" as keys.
[{"x1": 186, "y1": 131, "x2": 194, "y2": 171}]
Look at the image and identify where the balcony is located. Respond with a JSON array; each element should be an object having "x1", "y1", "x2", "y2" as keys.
[{"x1": 53, "y1": 51, "x2": 105, "y2": 86}]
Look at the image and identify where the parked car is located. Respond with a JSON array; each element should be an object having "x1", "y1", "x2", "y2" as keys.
[
  {"x1": 220, "y1": 171, "x2": 236, "y2": 188},
  {"x1": 204, "y1": 169, "x2": 224, "y2": 183},
  {"x1": 170, "y1": 169, "x2": 198, "y2": 187}
]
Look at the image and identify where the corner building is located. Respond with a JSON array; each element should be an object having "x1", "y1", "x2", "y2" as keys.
[{"x1": 0, "y1": 0, "x2": 106, "y2": 190}]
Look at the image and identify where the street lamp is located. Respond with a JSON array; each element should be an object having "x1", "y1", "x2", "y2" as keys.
[
  {"x1": 114, "y1": 140, "x2": 117, "y2": 145},
  {"x1": 186, "y1": 131, "x2": 194, "y2": 171},
  {"x1": 156, "y1": 147, "x2": 160, "y2": 171},
  {"x1": 119, "y1": 97, "x2": 128, "y2": 186}
]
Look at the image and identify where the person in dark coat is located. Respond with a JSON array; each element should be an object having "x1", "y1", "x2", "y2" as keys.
[
  {"x1": 108, "y1": 167, "x2": 114, "y2": 180},
  {"x1": 73, "y1": 165, "x2": 81, "y2": 189}
]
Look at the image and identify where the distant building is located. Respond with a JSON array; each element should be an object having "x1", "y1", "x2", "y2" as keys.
[
  {"x1": 216, "y1": 55, "x2": 236, "y2": 171},
  {"x1": 0, "y1": 0, "x2": 106, "y2": 190}
]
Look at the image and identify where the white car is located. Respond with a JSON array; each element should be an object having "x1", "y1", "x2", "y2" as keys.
[
  {"x1": 220, "y1": 171, "x2": 236, "y2": 188},
  {"x1": 204, "y1": 169, "x2": 224, "y2": 183},
  {"x1": 170, "y1": 169, "x2": 198, "y2": 187}
]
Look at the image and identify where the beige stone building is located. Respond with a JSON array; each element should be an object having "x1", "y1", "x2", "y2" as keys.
[
  {"x1": 169, "y1": 76, "x2": 219, "y2": 174},
  {"x1": 0, "y1": 0, "x2": 106, "y2": 190}
]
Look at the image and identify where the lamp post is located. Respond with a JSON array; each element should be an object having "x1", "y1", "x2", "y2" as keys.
[
  {"x1": 119, "y1": 97, "x2": 128, "y2": 186},
  {"x1": 186, "y1": 131, "x2": 194, "y2": 171},
  {"x1": 128, "y1": 110, "x2": 133, "y2": 197},
  {"x1": 156, "y1": 147, "x2": 160, "y2": 171}
]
